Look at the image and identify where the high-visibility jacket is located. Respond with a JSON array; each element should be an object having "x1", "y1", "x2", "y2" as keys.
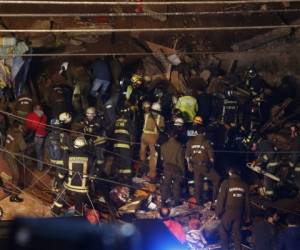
[
  {"x1": 142, "y1": 113, "x2": 165, "y2": 135},
  {"x1": 175, "y1": 96, "x2": 198, "y2": 123},
  {"x1": 113, "y1": 118, "x2": 132, "y2": 150}
]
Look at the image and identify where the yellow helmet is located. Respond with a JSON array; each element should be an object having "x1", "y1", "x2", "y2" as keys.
[
  {"x1": 130, "y1": 74, "x2": 143, "y2": 85},
  {"x1": 193, "y1": 116, "x2": 203, "y2": 125}
]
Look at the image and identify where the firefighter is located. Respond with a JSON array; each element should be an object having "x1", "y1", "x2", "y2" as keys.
[
  {"x1": 185, "y1": 130, "x2": 220, "y2": 205},
  {"x1": 45, "y1": 118, "x2": 65, "y2": 192},
  {"x1": 221, "y1": 90, "x2": 239, "y2": 128},
  {"x1": 82, "y1": 107, "x2": 106, "y2": 171},
  {"x1": 216, "y1": 167, "x2": 250, "y2": 250},
  {"x1": 15, "y1": 92, "x2": 33, "y2": 118},
  {"x1": 58, "y1": 112, "x2": 73, "y2": 153},
  {"x1": 51, "y1": 136, "x2": 94, "y2": 215},
  {"x1": 113, "y1": 107, "x2": 134, "y2": 183},
  {"x1": 0, "y1": 121, "x2": 27, "y2": 202},
  {"x1": 160, "y1": 130, "x2": 185, "y2": 206},
  {"x1": 47, "y1": 84, "x2": 69, "y2": 118},
  {"x1": 254, "y1": 136, "x2": 279, "y2": 197},
  {"x1": 175, "y1": 93, "x2": 198, "y2": 123},
  {"x1": 243, "y1": 94, "x2": 270, "y2": 132},
  {"x1": 244, "y1": 66, "x2": 265, "y2": 97},
  {"x1": 124, "y1": 74, "x2": 144, "y2": 106},
  {"x1": 140, "y1": 102, "x2": 165, "y2": 180}
]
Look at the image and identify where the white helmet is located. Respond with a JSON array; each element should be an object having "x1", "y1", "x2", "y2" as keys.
[
  {"x1": 174, "y1": 117, "x2": 184, "y2": 126},
  {"x1": 142, "y1": 101, "x2": 151, "y2": 109},
  {"x1": 151, "y1": 102, "x2": 161, "y2": 112},
  {"x1": 58, "y1": 112, "x2": 72, "y2": 124},
  {"x1": 86, "y1": 107, "x2": 96, "y2": 120},
  {"x1": 73, "y1": 136, "x2": 87, "y2": 149}
]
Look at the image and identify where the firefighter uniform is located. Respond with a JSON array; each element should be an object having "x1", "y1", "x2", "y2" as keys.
[
  {"x1": 256, "y1": 138, "x2": 279, "y2": 196},
  {"x1": 113, "y1": 113, "x2": 134, "y2": 183},
  {"x1": 1, "y1": 125, "x2": 27, "y2": 195},
  {"x1": 51, "y1": 147, "x2": 94, "y2": 215},
  {"x1": 15, "y1": 94, "x2": 33, "y2": 118},
  {"x1": 45, "y1": 129, "x2": 66, "y2": 191},
  {"x1": 185, "y1": 134, "x2": 220, "y2": 204},
  {"x1": 48, "y1": 84, "x2": 68, "y2": 118},
  {"x1": 161, "y1": 136, "x2": 185, "y2": 204},
  {"x1": 216, "y1": 172, "x2": 250, "y2": 250},
  {"x1": 82, "y1": 116, "x2": 106, "y2": 170},
  {"x1": 221, "y1": 93, "x2": 239, "y2": 127},
  {"x1": 140, "y1": 110, "x2": 165, "y2": 179}
]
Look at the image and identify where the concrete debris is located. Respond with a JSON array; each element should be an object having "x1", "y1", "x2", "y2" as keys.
[
  {"x1": 69, "y1": 38, "x2": 83, "y2": 46},
  {"x1": 73, "y1": 35, "x2": 99, "y2": 44},
  {"x1": 170, "y1": 70, "x2": 189, "y2": 94},
  {"x1": 30, "y1": 35, "x2": 56, "y2": 48}
]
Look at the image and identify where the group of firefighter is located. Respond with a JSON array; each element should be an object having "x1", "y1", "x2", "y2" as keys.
[{"x1": 0, "y1": 58, "x2": 300, "y2": 249}]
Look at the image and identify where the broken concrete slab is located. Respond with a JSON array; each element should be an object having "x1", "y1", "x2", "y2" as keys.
[
  {"x1": 170, "y1": 70, "x2": 189, "y2": 94},
  {"x1": 231, "y1": 27, "x2": 291, "y2": 51}
]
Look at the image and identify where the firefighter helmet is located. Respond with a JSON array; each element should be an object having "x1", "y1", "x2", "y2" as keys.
[
  {"x1": 73, "y1": 136, "x2": 87, "y2": 149},
  {"x1": 86, "y1": 107, "x2": 96, "y2": 120},
  {"x1": 247, "y1": 66, "x2": 257, "y2": 79},
  {"x1": 58, "y1": 112, "x2": 72, "y2": 124},
  {"x1": 193, "y1": 116, "x2": 203, "y2": 125},
  {"x1": 174, "y1": 117, "x2": 184, "y2": 126},
  {"x1": 151, "y1": 102, "x2": 161, "y2": 112},
  {"x1": 142, "y1": 101, "x2": 151, "y2": 109},
  {"x1": 130, "y1": 74, "x2": 143, "y2": 85}
]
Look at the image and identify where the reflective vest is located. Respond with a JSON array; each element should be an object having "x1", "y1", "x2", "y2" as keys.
[
  {"x1": 64, "y1": 156, "x2": 89, "y2": 193},
  {"x1": 114, "y1": 118, "x2": 131, "y2": 149},
  {"x1": 176, "y1": 96, "x2": 198, "y2": 122},
  {"x1": 143, "y1": 113, "x2": 162, "y2": 135}
]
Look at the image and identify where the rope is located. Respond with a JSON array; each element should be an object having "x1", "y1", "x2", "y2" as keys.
[
  {"x1": 1, "y1": 8, "x2": 300, "y2": 17},
  {"x1": 2, "y1": 24, "x2": 300, "y2": 33},
  {"x1": 0, "y1": 0, "x2": 297, "y2": 6}
]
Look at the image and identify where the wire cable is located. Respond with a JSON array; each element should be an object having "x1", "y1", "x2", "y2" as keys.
[
  {"x1": 0, "y1": 110, "x2": 140, "y2": 145},
  {"x1": 1, "y1": 8, "x2": 300, "y2": 17},
  {"x1": 2, "y1": 24, "x2": 300, "y2": 33},
  {"x1": 2, "y1": 49, "x2": 298, "y2": 58},
  {"x1": 1, "y1": 48, "x2": 299, "y2": 57},
  {"x1": 1, "y1": 110, "x2": 300, "y2": 154},
  {"x1": 0, "y1": 0, "x2": 298, "y2": 5}
]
